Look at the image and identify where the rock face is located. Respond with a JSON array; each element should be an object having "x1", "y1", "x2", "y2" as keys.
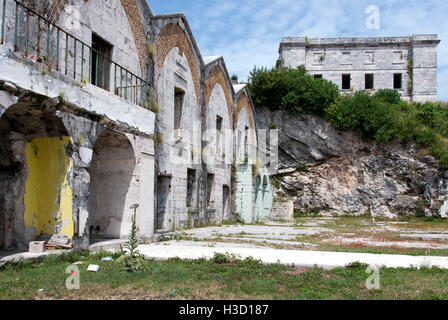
[
  {"x1": 256, "y1": 106, "x2": 368, "y2": 169},
  {"x1": 256, "y1": 105, "x2": 448, "y2": 218}
]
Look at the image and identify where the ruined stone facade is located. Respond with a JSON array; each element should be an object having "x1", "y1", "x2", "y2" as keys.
[
  {"x1": 0, "y1": 0, "x2": 156, "y2": 250},
  {"x1": 0, "y1": 0, "x2": 273, "y2": 250},
  {"x1": 152, "y1": 14, "x2": 272, "y2": 232},
  {"x1": 277, "y1": 35, "x2": 441, "y2": 102}
]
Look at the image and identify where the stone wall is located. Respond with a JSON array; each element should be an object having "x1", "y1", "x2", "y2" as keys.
[
  {"x1": 203, "y1": 58, "x2": 235, "y2": 223},
  {"x1": 153, "y1": 17, "x2": 203, "y2": 231}
]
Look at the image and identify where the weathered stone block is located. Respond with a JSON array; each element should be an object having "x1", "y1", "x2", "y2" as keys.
[
  {"x1": 270, "y1": 201, "x2": 294, "y2": 222},
  {"x1": 29, "y1": 241, "x2": 46, "y2": 253}
]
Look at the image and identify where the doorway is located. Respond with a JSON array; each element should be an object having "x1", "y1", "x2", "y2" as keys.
[
  {"x1": 157, "y1": 176, "x2": 172, "y2": 231},
  {"x1": 222, "y1": 185, "x2": 230, "y2": 221},
  {"x1": 89, "y1": 130, "x2": 135, "y2": 240}
]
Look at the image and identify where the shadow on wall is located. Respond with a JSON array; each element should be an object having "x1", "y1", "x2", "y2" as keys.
[{"x1": 89, "y1": 130, "x2": 136, "y2": 241}]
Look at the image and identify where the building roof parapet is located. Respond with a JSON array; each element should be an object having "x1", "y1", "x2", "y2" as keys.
[{"x1": 279, "y1": 34, "x2": 440, "y2": 52}]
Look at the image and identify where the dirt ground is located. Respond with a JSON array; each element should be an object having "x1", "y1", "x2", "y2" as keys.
[{"x1": 171, "y1": 216, "x2": 448, "y2": 255}]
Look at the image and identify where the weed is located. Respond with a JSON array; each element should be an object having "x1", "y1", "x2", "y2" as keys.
[
  {"x1": 296, "y1": 163, "x2": 309, "y2": 172},
  {"x1": 58, "y1": 91, "x2": 65, "y2": 103},
  {"x1": 117, "y1": 209, "x2": 149, "y2": 273},
  {"x1": 152, "y1": 132, "x2": 164, "y2": 146},
  {"x1": 147, "y1": 43, "x2": 155, "y2": 60}
]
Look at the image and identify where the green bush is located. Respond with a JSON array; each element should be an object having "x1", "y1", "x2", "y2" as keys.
[
  {"x1": 372, "y1": 89, "x2": 401, "y2": 104},
  {"x1": 415, "y1": 102, "x2": 448, "y2": 137},
  {"x1": 326, "y1": 91, "x2": 396, "y2": 142},
  {"x1": 248, "y1": 66, "x2": 339, "y2": 115},
  {"x1": 326, "y1": 92, "x2": 448, "y2": 169}
]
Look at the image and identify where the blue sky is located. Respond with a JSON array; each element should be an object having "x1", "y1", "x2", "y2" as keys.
[{"x1": 148, "y1": 0, "x2": 448, "y2": 100}]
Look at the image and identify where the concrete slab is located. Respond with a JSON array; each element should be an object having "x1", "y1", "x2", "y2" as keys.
[
  {"x1": 89, "y1": 239, "x2": 128, "y2": 253},
  {"x1": 323, "y1": 236, "x2": 448, "y2": 250},
  {"x1": 398, "y1": 233, "x2": 448, "y2": 241},
  {"x1": 222, "y1": 237, "x2": 318, "y2": 248},
  {"x1": 137, "y1": 243, "x2": 448, "y2": 270},
  {"x1": 0, "y1": 250, "x2": 65, "y2": 266},
  {"x1": 155, "y1": 240, "x2": 265, "y2": 249},
  {"x1": 180, "y1": 224, "x2": 334, "y2": 241}
]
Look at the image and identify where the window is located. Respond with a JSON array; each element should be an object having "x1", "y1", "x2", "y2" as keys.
[
  {"x1": 365, "y1": 74, "x2": 374, "y2": 90},
  {"x1": 174, "y1": 88, "x2": 185, "y2": 130},
  {"x1": 314, "y1": 74, "x2": 323, "y2": 79},
  {"x1": 341, "y1": 51, "x2": 351, "y2": 65},
  {"x1": 394, "y1": 73, "x2": 403, "y2": 89},
  {"x1": 393, "y1": 51, "x2": 404, "y2": 64},
  {"x1": 216, "y1": 116, "x2": 223, "y2": 155},
  {"x1": 342, "y1": 74, "x2": 351, "y2": 90},
  {"x1": 91, "y1": 34, "x2": 113, "y2": 90},
  {"x1": 365, "y1": 51, "x2": 375, "y2": 64},
  {"x1": 313, "y1": 52, "x2": 324, "y2": 64}
]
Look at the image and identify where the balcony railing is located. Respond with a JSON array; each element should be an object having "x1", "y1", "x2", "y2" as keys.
[{"x1": 0, "y1": 0, "x2": 152, "y2": 108}]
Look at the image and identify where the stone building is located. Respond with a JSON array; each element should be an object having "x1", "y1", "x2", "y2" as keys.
[
  {"x1": 152, "y1": 14, "x2": 272, "y2": 232},
  {"x1": 277, "y1": 35, "x2": 441, "y2": 102},
  {"x1": 0, "y1": 0, "x2": 156, "y2": 250},
  {"x1": 0, "y1": 0, "x2": 273, "y2": 250}
]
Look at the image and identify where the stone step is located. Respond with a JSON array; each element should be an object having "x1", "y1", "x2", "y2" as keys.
[
  {"x1": 153, "y1": 232, "x2": 175, "y2": 242},
  {"x1": 269, "y1": 200, "x2": 294, "y2": 221},
  {"x1": 89, "y1": 239, "x2": 127, "y2": 253}
]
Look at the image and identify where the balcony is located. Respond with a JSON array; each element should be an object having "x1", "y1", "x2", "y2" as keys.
[{"x1": 0, "y1": 0, "x2": 152, "y2": 108}]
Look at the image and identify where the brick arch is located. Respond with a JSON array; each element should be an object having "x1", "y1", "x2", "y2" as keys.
[
  {"x1": 235, "y1": 92, "x2": 255, "y2": 131},
  {"x1": 155, "y1": 23, "x2": 201, "y2": 104},
  {"x1": 205, "y1": 65, "x2": 233, "y2": 129},
  {"x1": 119, "y1": 0, "x2": 148, "y2": 73},
  {"x1": 24, "y1": 0, "x2": 67, "y2": 23}
]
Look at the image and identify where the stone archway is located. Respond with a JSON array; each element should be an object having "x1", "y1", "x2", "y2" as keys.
[
  {"x1": 0, "y1": 101, "x2": 72, "y2": 251},
  {"x1": 88, "y1": 130, "x2": 136, "y2": 241}
]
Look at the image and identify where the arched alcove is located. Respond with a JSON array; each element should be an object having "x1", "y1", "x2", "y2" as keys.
[
  {"x1": 88, "y1": 130, "x2": 136, "y2": 241},
  {"x1": 0, "y1": 102, "x2": 71, "y2": 250}
]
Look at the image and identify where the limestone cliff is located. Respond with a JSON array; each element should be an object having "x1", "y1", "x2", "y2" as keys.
[{"x1": 256, "y1": 105, "x2": 448, "y2": 218}]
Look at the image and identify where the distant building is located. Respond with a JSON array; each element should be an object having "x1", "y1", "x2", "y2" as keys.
[{"x1": 277, "y1": 35, "x2": 441, "y2": 102}]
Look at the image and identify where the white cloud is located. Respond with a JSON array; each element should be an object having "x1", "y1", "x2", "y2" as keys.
[{"x1": 150, "y1": 0, "x2": 448, "y2": 99}]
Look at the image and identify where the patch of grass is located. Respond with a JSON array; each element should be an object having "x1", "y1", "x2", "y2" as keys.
[
  {"x1": 1, "y1": 250, "x2": 448, "y2": 300},
  {"x1": 58, "y1": 91, "x2": 65, "y2": 103},
  {"x1": 296, "y1": 164, "x2": 309, "y2": 172}
]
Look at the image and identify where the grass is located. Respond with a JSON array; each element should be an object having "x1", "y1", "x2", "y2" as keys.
[{"x1": 1, "y1": 251, "x2": 448, "y2": 300}]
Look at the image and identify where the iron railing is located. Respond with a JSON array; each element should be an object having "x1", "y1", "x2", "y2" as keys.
[{"x1": 0, "y1": 0, "x2": 151, "y2": 108}]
